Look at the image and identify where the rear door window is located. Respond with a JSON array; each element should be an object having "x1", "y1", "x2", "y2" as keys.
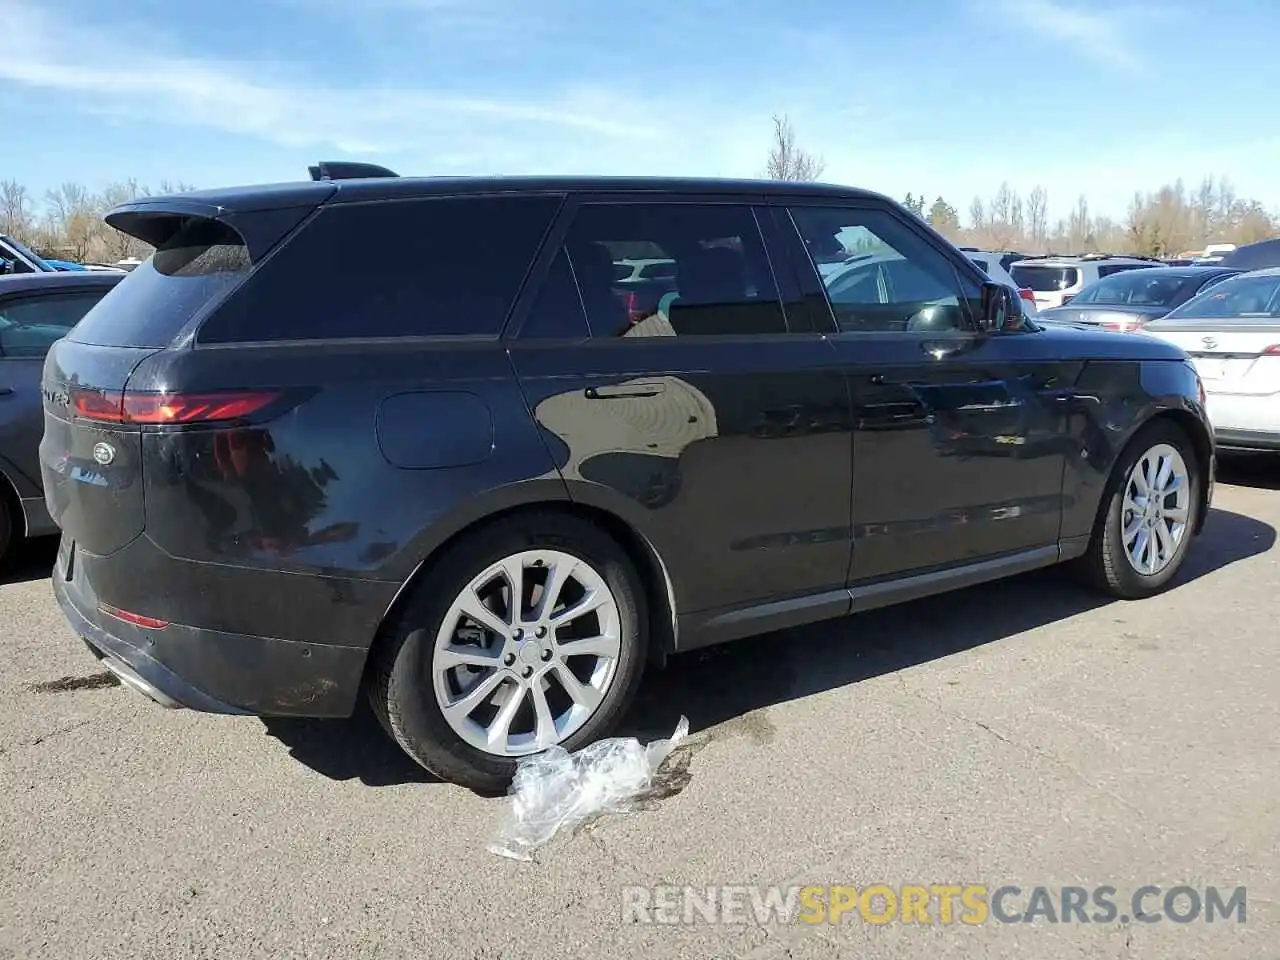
[
  {"x1": 0, "y1": 290, "x2": 111, "y2": 358},
  {"x1": 198, "y1": 195, "x2": 561, "y2": 343},
  {"x1": 70, "y1": 219, "x2": 251, "y2": 347},
  {"x1": 561, "y1": 203, "x2": 790, "y2": 338}
]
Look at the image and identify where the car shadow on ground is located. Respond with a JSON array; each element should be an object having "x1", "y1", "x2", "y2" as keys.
[
  {"x1": 0, "y1": 536, "x2": 58, "y2": 587},
  {"x1": 264, "y1": 507, "x2": 1274, "y2": 789},
  {"x1": 1217, "y1": 455, "x2": 1280, "y2": 491}
]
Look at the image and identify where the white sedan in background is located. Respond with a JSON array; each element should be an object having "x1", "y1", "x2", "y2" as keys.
[{"x1": 1141, "y1": 268, "x2": 1280, "y2": 454}]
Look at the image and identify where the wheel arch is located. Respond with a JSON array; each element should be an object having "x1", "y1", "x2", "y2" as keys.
[
  {"x1": 1090, "y1": 409, "x2": 1213, "y2": 544},
  {"x1": 363, "y1": 498, "x2": 679, "y2": 691}
]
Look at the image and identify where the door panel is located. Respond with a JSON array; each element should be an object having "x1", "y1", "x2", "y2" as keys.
[
  {"x1": 781, "y1": 201, "x2": 1073, "y2": 582},
  {"x1": 0, "y1": 358, "x2": 45, "y2": 488},
  {"x1": 509, "y1": 198, "x2": 855, "y2": 624},
  {"x1": 838, "y1": 333, "x2": 1075, "y2": 579}
]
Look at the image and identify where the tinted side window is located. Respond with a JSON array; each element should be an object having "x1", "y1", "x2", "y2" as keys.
[
  {"x1": 0, "y1": 291, "x2": 110, "y2": 358},
  {"x1": 562, "y1": 203, "x2": 789, "y2": 338},
  {"x1": 790, "y1": 206, "x2": 979, "y2": 333},
  {"x1": 199, "y1": 196, "x2": 561, "y2": 343},
  {"x1": 1098, "y1": 264, "x2": 1151, "y2": 277},
  {"x1": 518, "y1": 249, "x2": 590, "y2": 340}
]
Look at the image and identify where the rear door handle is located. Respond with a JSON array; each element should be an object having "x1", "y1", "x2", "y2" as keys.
[{"x1": 586, "y1": 382, "x2": 667, "y2": 399}]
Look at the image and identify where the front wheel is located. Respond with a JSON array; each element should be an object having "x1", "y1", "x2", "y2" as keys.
[
  {"x1": 1079, "y1": 421, "x2": 1201, "y2": 599},
  {"x1": 367, "y1": 513, "x2": 649, "y2": 793}
]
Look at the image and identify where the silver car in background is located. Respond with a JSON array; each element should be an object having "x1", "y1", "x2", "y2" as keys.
[
  {"x1": 1141, "y1": 268, "x2": 1280, "y2": 454},
  {"x1": 1010, "y1": 254, "x2": 1162, "y2": 312},
  {"x1": 1037, "y1": 266, "x2": 1239, "y2": 333}
]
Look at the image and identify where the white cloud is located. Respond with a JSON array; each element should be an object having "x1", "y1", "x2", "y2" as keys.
[
  {"x1": 0, "y1": 1, "x2": 660, "y2": 156},
  {"x1": 979, "y1": 0, "x2": 1145, "y2": 71}
]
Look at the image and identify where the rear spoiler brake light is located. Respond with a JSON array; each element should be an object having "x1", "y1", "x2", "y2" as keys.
[{"x1": 308, "y1": 161, "x2": 399, "y2": 181}]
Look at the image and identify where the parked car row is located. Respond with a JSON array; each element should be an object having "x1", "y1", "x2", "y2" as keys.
[{"x1": 1034, "y1": 263, "x2": 1280, "y2": 455}]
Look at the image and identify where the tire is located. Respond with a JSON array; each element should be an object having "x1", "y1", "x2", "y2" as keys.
[
  {"x1": 1077, "y1": 419, "x2": 1201, "y2": 599},
  {"x1": 367, "y1": 512, "x2": 649, "y2": 794}
]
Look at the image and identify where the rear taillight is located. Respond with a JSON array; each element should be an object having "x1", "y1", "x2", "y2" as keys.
[
  {"x1": 1262, "y1": 345, "x2": 1280, "y2": 355},
  {"x1": 71, "y1": 388, "x2": 280, "y2": 425},
  {"x1": 1018, "y1": 287, "x2": 1036, "y2": 305},
  {"x1": 614, "y1": 289, "x2": 644, "y2": 323}
]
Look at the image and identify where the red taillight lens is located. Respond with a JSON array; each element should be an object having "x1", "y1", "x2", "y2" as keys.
[
  {"x1": 1018, "y1": 287, "x2": 1036, "y2": 304},
  {"x1": 1262, "y1": 345, "x2": 1280, "y2": 355},
  {"x1": 98, "y1": 603, "x2": 169, "y2": 630},
  {"x1": 72, "y1": 389, "x2": 279, "y2": 425},
  {"x1": 614, "y1": 289, "x2": 643, "y2": 322}
]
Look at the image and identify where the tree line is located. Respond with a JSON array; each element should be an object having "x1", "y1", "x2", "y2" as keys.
[
  {"x1": 766, "y1": 115, "x2": 1278, "y2": 256},
  {"x1": 1, "y1": 179, "x2": 194, "y2": 264},
  {"x1": 4, "y1": 118, "x2": 1277, "y2": 265}
]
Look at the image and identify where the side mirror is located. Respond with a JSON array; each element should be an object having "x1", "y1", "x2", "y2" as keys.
[{"x1": 980, "y1": 281, "x2": 1011, "y2": 330}]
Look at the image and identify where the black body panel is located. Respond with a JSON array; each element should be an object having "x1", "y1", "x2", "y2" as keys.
[{"x1": 40, "y1": 176, "x2": 1214, "y2": 719}]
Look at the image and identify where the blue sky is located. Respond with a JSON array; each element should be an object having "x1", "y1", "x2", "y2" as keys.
[{"x1": 2, "y1": 0, "x2": 1277, "y2": 223}]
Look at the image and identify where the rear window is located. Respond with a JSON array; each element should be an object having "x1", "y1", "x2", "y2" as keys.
[
  {"x1": 1010, "y1": 265, "x2": 1080, "y2": 292},
  {"x1": 1072, "y1": 271, "x2": 1195, "y2": 308},
  {"x1": 69, "y1": 219, "x2": 250, "y2": 347},
  {"x1": 1158, "y1": 274, "x2": 1280, "y2": 322},
  {"x1": 197, "y1": 195, "x2": 561, "y2": 343}
]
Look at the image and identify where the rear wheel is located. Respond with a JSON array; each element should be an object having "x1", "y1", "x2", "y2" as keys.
[
  {"x1": 368, "y1": 513, "x2": 648, "y2": 793},
  {"x1": 1078, "y1": 420, "x2": 1200, "y2": 599}
]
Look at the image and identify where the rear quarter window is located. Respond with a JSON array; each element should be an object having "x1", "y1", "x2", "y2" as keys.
[
  {"x1": 69, "y1": 219, "x2": 250, "y2": 348},
  {"x1": 197, "y1": 195, "x2": 562, "y2": 343}
]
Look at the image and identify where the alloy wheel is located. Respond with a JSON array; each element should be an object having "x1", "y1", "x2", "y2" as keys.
[
  {"x1": 1121, "y1": 442, "x2": 1191, "y2": 576},
  {"x1": 431, "y1": 549, "x2": 622, "y2": 757}
]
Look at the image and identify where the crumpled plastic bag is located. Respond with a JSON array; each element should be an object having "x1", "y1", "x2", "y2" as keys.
[{"x1": 488, "y1": 715, "x2": 690, "y2": 862}]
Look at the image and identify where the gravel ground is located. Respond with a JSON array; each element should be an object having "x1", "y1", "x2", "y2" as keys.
[{"x1": 1, "y1": 461, "x2": 1277, "y2": 960}]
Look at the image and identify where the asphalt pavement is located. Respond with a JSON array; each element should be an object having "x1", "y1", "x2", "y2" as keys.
[{"x1": 2, "y1": 462, "x2": 1278, "y2": 960}]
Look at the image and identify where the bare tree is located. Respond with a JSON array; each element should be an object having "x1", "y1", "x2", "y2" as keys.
[
  {"x1": 1, "y1": 180, "x2": 34, "y2": 239},
  {"x1": 99, "y1": 180, "x2": 152, "y2": 261},
  {"x1": 968, "y1": 197, "x2": 986, "y2": 239},
  {"x1": 44, "y1": 183, "x2": 103, "y2": 261},
  {"x1": 763, "y1": 115, "x2": 825, "y2": 182},
  {"x1": 1027, "y1": 186, "x2": 1048, "y2": 250}
]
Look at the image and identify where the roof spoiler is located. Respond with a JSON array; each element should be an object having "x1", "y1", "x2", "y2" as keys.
[{"x1": 308, "y1": 161, "x2": 400, "y2": 182}]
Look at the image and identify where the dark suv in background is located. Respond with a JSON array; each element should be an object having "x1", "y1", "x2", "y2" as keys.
[
  {"x1": 1, "y1": 271, "x2": 124, "y2": 563},
  {"x1": 42, "y1": 167, "x2": 1213, "y2": 791}
]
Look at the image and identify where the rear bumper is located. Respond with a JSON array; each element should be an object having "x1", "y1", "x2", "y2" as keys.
[{"x1": 53, "y1": 541, "x2": 367, "y2": 717}]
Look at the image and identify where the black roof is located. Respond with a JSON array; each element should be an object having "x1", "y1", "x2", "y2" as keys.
[
  {"x1": 110, "y1": 175, "x2": 890, "y2": 217},
  {"x1": 0, "y1": 272, "x2": 124, "y2": 295},
  {"x1": 1221, "y1": 238, "x2": 1280, "y2": 271}
]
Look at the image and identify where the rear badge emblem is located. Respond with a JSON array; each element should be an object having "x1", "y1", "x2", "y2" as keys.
[
  {"x1": 92, "y1": 442, "x2": 116, "y2": 466},
  {"x1": 1201, "y1": 336, "x2": 1218, "y2": 349}
]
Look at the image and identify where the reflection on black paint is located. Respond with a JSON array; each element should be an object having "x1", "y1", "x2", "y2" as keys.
[{"x1": 183, "y1": 427, "x2": 355, "y2": 557}]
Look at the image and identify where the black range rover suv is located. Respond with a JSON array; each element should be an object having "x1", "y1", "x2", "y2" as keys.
[{"x1": 41, "y1": 166, "x2": 1213, "y2": 791}]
